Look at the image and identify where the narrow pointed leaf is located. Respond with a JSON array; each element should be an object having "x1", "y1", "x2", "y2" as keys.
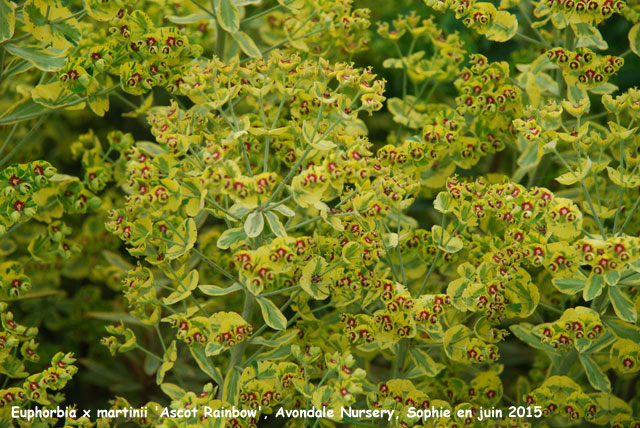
[
  {"x1": 216, "y1": 0, "x2": 240, "y2": 33},
  {"x1": 0, "y1": 0, "x2": 15, "y2": 42},
  {"x1": 4, "y1": 44, "x2": 66, "y2": 72},
  {"x1": 256, "y1": 297, "x2": 286, "y2": 330},
  {"x1": 232, "y1": 30, "x2": 261, "y2": 58},
  {"x1": 608, "y1": 286, "x2": 637, "y2": 323},
  {"x1": 264, "y1": 211, "x2": 286, "y2": 237},
  {"x1": 579, "y1": 354, "x2": 611, "y2": 392}
]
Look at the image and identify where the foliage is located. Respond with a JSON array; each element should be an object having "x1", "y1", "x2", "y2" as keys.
[{"x1": 1, "y1": 0, "x2": 640, "y2": 427}]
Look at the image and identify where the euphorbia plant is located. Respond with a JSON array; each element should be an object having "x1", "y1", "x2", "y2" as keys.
[{"x1": 2, "y1": 0, "x2": 640, "y2": 426}]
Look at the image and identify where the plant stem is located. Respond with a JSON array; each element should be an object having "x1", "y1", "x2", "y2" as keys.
[
  {"x1": 135, "y1": 344, "x2": 163, "y2": 362},
  {"x1": 221, "y1": 292, "x2": 254, "y2": 398},
  {"x1": 0, "y1": 115, "x2": 47, "y2": 167}
]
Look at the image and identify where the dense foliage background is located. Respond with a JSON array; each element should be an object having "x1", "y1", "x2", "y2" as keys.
[{"x1": 2, "y1": 0, "x2": 640, "y2": 426}]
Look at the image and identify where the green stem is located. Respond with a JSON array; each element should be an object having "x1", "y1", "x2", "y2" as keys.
[
  {"x1": 0, "y1": 115, "x2": 47, "y2": 167},
  {"x1": 515, "y1": 32, "x2": 550, "y2": 49},
  {"x1": 618, "y1": 196, "x2": 640, "y2": 235},
  {"x1": 135, "y1": 344, "x2": 163, "y2": 362},
  {"x1": 391, "y1": 340, "x2": 408, "y2": 378},
  {"x1": 553, "y1": 348, "x2": 577, "y2": 375},
  {"x1": 580, "y1": 180, "x2": 607, "y2": 239},
  {"x1": 221, "y1": 292, "x2": 255, "y2": 397},
  {"x1": 11, "y1": 289, "x2": 66, "y2": 300},
  {"x1": 261, "y1": 285, "x2": 299, "y2": 297},
  {"x1": 553, "y1": 148, "x2": 606, "y2": 238},
  {"x1": 516, "y1": 2, "x2": 551, "y2": 49},
  {"x1": 113, "y1": 92, "x2": 139, "y2": 110},
  {"x1": 155, "y1": 324, "x2": 168, "y2": 354},
  {"x1": 0, "y1": 122, "x2": 18, "y2": 158},
  {"x1": 241, "y1": 1, "x2": 288, "y2": 24},
  {"x1": 0, "y1": 84, "x2": 118, "y2": 126},
  {"x1": 192, "y1": 247, "x2": 244, "y2": 285}
]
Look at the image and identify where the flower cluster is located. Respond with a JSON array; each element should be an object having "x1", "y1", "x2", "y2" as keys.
[
  {"x1": 525, "y1": 376, "x2": 598, "y2": 421},
  {"x1": 4, "y1": 0, "x2": 640, "y2": 426},
  {"x1": 121, "y1": 265, "x2": 161, "y2": 325},
  {"x1": 0, "y1": 262, "x2": 31, "y2": 299},
  {"x1": 610, "y1": 338, "x2": 640, "y2": 374},
  {"x1": 423, "y1": 0, "x2": 518, "y2": 42},
  {"x1": 0, "y1": 161, "x2": 55, "y2": 234},
  {"x1": 261, "y1": 0, "x2": 371, "y2": 58},
  {"x1": 547, "y1": 47, "x2": 624, "y2": 89},
  {"x1": 537, "y1": 0, "x2": 626, "y2": 25},
  {"x1": 537, "y1": 307, "x2": 605, "y2": 350}
]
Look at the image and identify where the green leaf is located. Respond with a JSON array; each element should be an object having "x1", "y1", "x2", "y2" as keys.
[
  {"x1": 574, "y1": 23, "x2": 608, "y2": 50},
  {"x1": 629, "y1": 23, "x2": 640, "y2": 58},
  {"x1": 166, "y1": 13, "x2": 212, "y2": 24},
  {"x1": 31, "y1": 81, "x2": 75, "y2": 108},
  {"x1": 604, "y1": 318, "x2": 640, "y2": 342},
  {"x1": 232, "y1": 30, "x2": 261, "y2": 58},
  {"x1": 579, "y1": 353, "x2": 611, "y2": 392},
  {"x1": 136, "y1": 141, "x2": 168, "y2": 156},
  {"x1": 160, "y1": 382, "x2": 186, "y2": 401},
  {"x1": 216, "y1": 226, "x2": 247, "y2": 249},
  {"x1": 156, "y1": 340, "x2": 177, "y2": 385},
  {"x1": 264, "y1": 211, "x2": 286, "y2": 237},
  {"x1": 552, "y1": 277, "x2": 586, "y2": 295},
  {"x1": 383, "y1": 232, "x2": 398, "y2": 249},
  {"x1": 485, "y1": 10, "x2": 518, "y2": 42},
  {"x1": 216, "y1": 0, "x2": 240, "y2": 33},
  {"x1": 433, "y1": 192, "x2": 453, "y2": 213},
  {"x1": 608, "y1": 286, "x2": 637, "y2": 323},
  {"x1": 583, "y1": 274, "x2": 604, "y2": 301},
  {"x1": 556, "y1": 158, "x2": 591, "y2": 185},
  {"x1": 443, "y1": 325, "x2": 472, "y2": 362},
  {"x1": 517, "y1": 137, "x2": 540, "y2": 169},
  {"x1": 0, "y1": 97, "x2": 48, "y2": 125},
  {"x1": 163, "y1": 270, "x2": 199, "y2": 305},
  {"x1": 190, "y1": 347, "x2": 224, "y2": 385},
  {"x1": 0, "y1": 355, "x2": 27, "y2": 378},
  {"x1": 250, "y1": 330, "x2": 299, "y2": 347},
  {"x1": 23, "y1": 0, "x2": 81, "y2": 49},
  {"x1": 409, "y1": 348, "x2": 445, "y2": 377},
  {"x1": 254, "y1": 343, "x2": 294, "y2": 361},
  {"x1": 166, "y1": 218, "x2": 197, "y2": 259},
  {"x1": 431, "y1": 225, "x2": 463, "y2": 253},
  {"x1": 604, "y1": 270, "x2": 621, "y2": 286},
  {"x1": 590, "y1": 82, "x2": 618, "y2": 95},
  {"x1": 578, "y1": 330, "x2": 615, "y2": 354},
  {"x1": 302, "y1": 120, "x2": 336, "y2": 150},
  {"x1": 300, "y1": 256, "x2": 330, "y2": 300},
  {"x1": 341, "y1": 242, "x2": 361, "y2": 265},
  {"x1": 510, "y1": 323, "x2": 563, "y2": 369},
  {"x1": 102, "y1": 250, "x2": 133, "y2": 271},
  {"x1": 310, "y1": 139, "x2": 336, "y2": 150},
  {"x1": 386, "y1": 97, "x2": 426, "y2": 129},
  {"x1": 144, "y1": 354, "x2": 160, "y2": 376},
  {"x1": 567, "y1": 84, "x2": 589, "y2": 107},
  {"x1": 85, "y1": 312, "x2": 146, "y2": 326},
  {"x1": 4, "y1": 44, "x2": 66, "y2": 72},
  {"x1": 199, "y1": 282, "x2": 243, "y2": 296},
  {"x1": 256, "y1": 297, "x2": 287, "y2": 330},
  {"x1": 222, "y1": 365, "x2": 240, "y2": 405},
  {"x1": 227, "y1": 203, "x2": 253, "y2": 219},
  {"x1": 244, "y1": 210, "x2": 264, "y2": 238},
  {"x1": 271, "y1": 204, "x2": 295, "y2": 217},
  {"x1": 0, "y1": 60, "x2": 33, "y2": 80},
  {"x1": 0, "y1": 0, "x2": 15, "y2": 42},
  {"x1": 606, "y1": 166, "x2": 640, "y2": 188}
]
